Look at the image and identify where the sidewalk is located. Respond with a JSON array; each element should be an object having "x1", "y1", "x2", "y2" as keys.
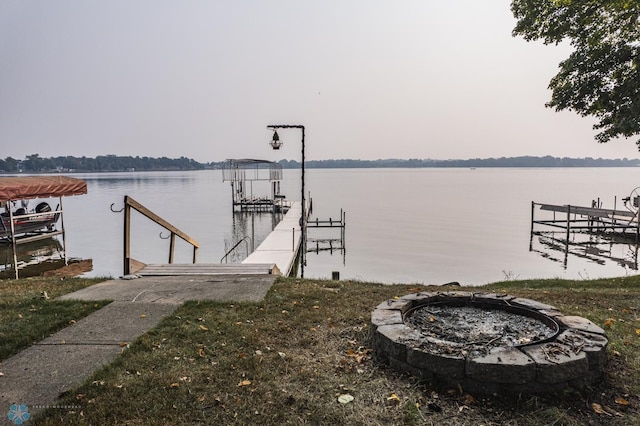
[{"x1": 0, "y1": 274, "x2": 276, "y2": 423}]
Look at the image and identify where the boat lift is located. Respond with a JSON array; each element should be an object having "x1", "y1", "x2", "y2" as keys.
[
  {"x1": 222, "y1": 159, "x2": 287, "y2": 213},
  {"x1": 530, "y1": 187, "x2": 640, "y2": 269},
  {"x1": 0, "y1": 176, "x2": 87, "y2": 278}
]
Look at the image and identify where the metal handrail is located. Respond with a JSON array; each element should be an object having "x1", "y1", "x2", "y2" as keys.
[{"x1": 220, "y1": 236, "x2": 252, "y2": 263}]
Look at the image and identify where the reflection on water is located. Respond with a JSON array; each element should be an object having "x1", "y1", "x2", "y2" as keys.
[
  {"x1": 0, "y1": 236, "x2": 91, "y2": 279},
  {"x1": 530, "y1": 231, "x2": 639, "y2": 272},
  {"x1": 222, "y1": 211, "x2": 283, "y2": 263}
]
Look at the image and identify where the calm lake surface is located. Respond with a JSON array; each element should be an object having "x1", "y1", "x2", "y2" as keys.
[{"x1": 4, "y1": 168, "x2": 640, "y2": 285}]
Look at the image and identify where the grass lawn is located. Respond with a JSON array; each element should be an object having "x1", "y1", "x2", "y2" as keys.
[
  {"x1": 0, "y1": 277, "x2": 109, "y2": 361},
  {"x1": 1, "y1": 275, "x2": 639, "y2": 425}
]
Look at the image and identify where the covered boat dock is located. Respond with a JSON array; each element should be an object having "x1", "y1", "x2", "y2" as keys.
[{"x1": 0, "y1": 176, "x2": 87, "y2": 278}]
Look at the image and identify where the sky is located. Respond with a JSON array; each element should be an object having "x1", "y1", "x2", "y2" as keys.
[{"x1": 2, "y1": 1, "x2": 639, "y2": 163}]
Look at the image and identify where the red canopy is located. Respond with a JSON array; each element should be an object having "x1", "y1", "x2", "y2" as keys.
[{"x1": 0, "y1": 176, "x2": 87, "y2": 201}]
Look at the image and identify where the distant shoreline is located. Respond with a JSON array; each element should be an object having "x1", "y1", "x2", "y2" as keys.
[{"x1": 2, "y1": 155, "x2": 640, "y2": 173}]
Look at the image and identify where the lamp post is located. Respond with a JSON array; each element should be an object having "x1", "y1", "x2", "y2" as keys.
[{"x1": 267, "y1": 124, "x2": 306, "y2": 277}]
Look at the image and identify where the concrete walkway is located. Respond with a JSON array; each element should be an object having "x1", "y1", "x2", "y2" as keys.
[{"x1": 0, "y1": 274, "x2": 276, "y2": 423}]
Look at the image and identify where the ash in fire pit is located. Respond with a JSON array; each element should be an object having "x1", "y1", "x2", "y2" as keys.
[
  {"x1": 371, "y1": 292, "x2": 608, "y2": 395},
  {"x1": 405, "y1": 304, "x2": 557, "y2": 357}
]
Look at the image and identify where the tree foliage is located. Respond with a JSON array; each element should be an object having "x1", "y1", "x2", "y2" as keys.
[{"x1": 511, "y1": 1, "x2": 640, "y2": 147}]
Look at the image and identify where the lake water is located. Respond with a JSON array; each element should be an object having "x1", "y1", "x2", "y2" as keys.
[{"x1": 3, "y1": 168, "x2": 640, "y2": 285}]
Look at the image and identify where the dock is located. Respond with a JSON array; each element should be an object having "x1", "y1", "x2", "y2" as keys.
[
  {"x1": 530, "y1": 200, "x2": 640, "y2": 269},
  {"x1": 531, "y1": 201, "x2": 640, "y2": 239},
  {"x1": 242, "y1": 201, "x2": 304, "y2": 276}
]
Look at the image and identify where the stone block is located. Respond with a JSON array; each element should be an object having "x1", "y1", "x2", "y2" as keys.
[
  {"x1": 466, "y1": 348, "x2": 536, "y2": 384},
  {"x1": 375, "y1": 298, "x2": 413, "y2": 313},
  {"x1": 556, "y1": 315, "x2": 606, "y2": 336},
  {"x1": 375, "y1": 324, "x2": 418, "y2": 362},
  {"x1": 511, "y1": 297, "x2": 558, "y2": 312},
  {"x1": 406, "y1": 346, "x2": 465, "y2": 379},
  {"x1": 389, "y1": 356, "x2": 435, "y2": 381},
  {"x1": 371, "y1": 309, "x2": 403, "y2": 329},
  {"x1": 522, "y1": 342, "x2": 589, "y2": 383},
  {"x1": 556, "y1": 329, "x2": 608, "y2": 372}
]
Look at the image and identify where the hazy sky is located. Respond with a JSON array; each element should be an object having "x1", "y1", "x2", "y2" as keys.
[{"x1": 2, "y1": 1, "x2": 639, "y2": 163}]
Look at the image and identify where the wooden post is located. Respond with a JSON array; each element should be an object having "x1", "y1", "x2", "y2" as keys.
[
  {"x1": 124, "y1": 195, "x2": 131, "y2": 276},
  {"x1": 530, "y1": 201, "x2": 535, "y2": 234},
  {"x1": 566, "y1": 204, "x2": 571, "y2": 242},
  {"x1": 169, "y1": 233, "x2": 175, "y2": 263}
]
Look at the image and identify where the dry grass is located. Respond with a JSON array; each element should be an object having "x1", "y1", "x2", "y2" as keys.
[{"x1": 22, "y1": 276, "x2": 640, "y2": 426}]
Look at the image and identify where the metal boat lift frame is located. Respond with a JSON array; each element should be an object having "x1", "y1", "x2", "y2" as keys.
[{"x1": 222, "y1": 159, "x2": 287, "y2": 213}]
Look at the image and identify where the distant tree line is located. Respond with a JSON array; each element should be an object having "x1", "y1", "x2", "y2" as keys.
[
  {"x1": 2, "y1": 155, "x2": 639, "y2": 173},
  {"x1": 0, "y1": 154, "x2": 208, "y2": 173},
  {"x1": 279, "y1": 156, "x2": 640, "y2": 168}
]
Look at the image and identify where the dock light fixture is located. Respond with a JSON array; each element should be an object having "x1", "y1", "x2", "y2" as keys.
[
  {"x1": 267, "y1": 124, "x2": 306, "y2": 277},
  {"x1": 270, "y1": 130, "x2": 282, "y2": 150}
]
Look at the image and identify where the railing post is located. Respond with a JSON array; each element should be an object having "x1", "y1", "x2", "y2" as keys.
[
  {"x1": 124, "y1": 195, "x2": 131, "y2": 276},
  {"x1": 169, "y1": 233, "x2": 176, "y2": 263}
]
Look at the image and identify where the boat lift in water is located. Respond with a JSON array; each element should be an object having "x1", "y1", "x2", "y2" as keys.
[
  {"x1": 222, "y1": 159, "x2": 288, "y2": 213},
  {"x1": 0, "y1": 176, "x2": 87, "y2": 278},
  {"x1": 530, "y1": 186, "x2": 640, "y2": 269}
]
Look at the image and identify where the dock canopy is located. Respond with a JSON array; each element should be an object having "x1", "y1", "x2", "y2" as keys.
[{"x1": 0, "y1": 176, "x2": 87, "y2": 202}]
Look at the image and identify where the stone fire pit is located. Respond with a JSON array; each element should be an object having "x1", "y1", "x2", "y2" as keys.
[{"x1": 371, "y1": 292, "x2": 608, "y2": 395}]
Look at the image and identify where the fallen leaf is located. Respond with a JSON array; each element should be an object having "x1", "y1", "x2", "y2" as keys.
[
  {"x1": 592, "y1": 403, "x2": 611, "y2": 415},
  {"x1": 615, "y1": 397, "x2": 630, "y2": 406},
  {"x1": 387, "y1": 393, "x2": 401, "y2": 403},
  {"x1": 199, "y1": 325, "x2": 209, "y2": 331},
  {"x1": 238, "y1": 380, "x2": 252, "y2": 387},
  {"x1": 604, "y1": 319, "x2": 615, "y2": 328},
  {"x1": 140, "y1": 314, "x2": 146, "y2": 318},
  {"x1": 636, "y1": 329, "x2": 640, "y2": 336},
  {"x1": 119, "y1": 341, "x2": 128, "y2": 347},
  {"x1": 463, "y1": 394, "x2": 476, "y2": 405},
  {"x1": 170, "y1": 383, "x2": 180, "y2": 388},
  {"x1": 313, "y1": 305, "x2": 320, "y2": 309},
  {"x1": 337, "y1": 394, "x2": 354, "y2": 404},
  {"x1": 278, "y1": 352, "x2": 286, "y2": 358},
  {"x1": 198, "y1": 348, "x2": 205, "y2": 357}
]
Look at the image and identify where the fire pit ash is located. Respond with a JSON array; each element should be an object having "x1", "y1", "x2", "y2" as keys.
[{"x1": 371, "y1": 292, "x2": 608, "y2": 395}]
